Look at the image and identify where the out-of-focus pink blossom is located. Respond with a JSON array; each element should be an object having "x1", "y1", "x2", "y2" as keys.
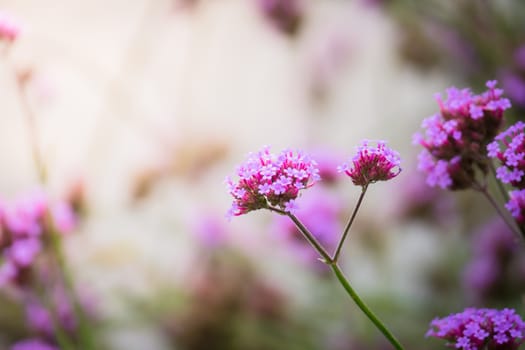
[
  {"x1": 0, "y1": 11, "x2": 22, "y2": 43},
  {"x1": 51, "y1": 201, "x2": 77, "y2": 234}
]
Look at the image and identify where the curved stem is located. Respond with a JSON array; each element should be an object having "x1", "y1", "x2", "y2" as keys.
[
  {"x1": 488, "y1": 160, "x2": 509, "y2": 203},
  {"x1": 11, "y1": 66, "x2": 47, "y2": 184},
  {"x1": 268, "y1": 206, "x2": 404, "y2": 349},
  {"x1": 333, "y1": 184, "x2": 368, "y2": 262},
  {"x1": 330, "y1": 263, "x2": 405, "y2": 350}
]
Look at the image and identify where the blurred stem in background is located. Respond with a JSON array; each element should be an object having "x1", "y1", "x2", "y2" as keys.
[{"x1": 7, "y1": 56, "x2": 96, "y2": 349}]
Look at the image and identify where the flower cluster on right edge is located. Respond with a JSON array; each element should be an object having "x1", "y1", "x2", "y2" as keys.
[{"x1": 427, "y1": 308, "x2": 525, "y2": 350}]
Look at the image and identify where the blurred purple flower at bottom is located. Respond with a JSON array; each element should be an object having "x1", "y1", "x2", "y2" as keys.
[{"x1": 11, "y1": 339, "x2": 58, "y2": 350}]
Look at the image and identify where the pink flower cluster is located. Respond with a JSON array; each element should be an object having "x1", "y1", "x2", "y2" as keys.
[
  {"x1": 0, "y1": 190, "x2": 77, "y2": 288},
  {"x1": 427, "y1": 308, "x2": 525, "y2": 350},
  {"x1": 337, "y1": 140, "x2": 401, "y2": 187},
  {"x1": 414, "y1": 80, "x2": 511, "y2": 190},
  {"x1": 0, "y1": 11, "x2": 21, "y2": 42},
  {"x1": 226, "y1": 146, "x2": 320, "y2": 217}
]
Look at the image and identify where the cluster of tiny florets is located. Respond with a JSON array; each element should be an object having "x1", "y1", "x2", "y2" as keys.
[
  {"x1": 487, "y1": 121, "x2": 525, "y2": 188},
  {"x1": 0, "y1": 190, "x2": 77, "y2": 288},
  {"x1": 427, "y1": 308, "x2": 525, "y2": 350},
  {"x1": 226, "y1": 146, "x2": 320, "y2": 217},
  {"x1": 414, "y1": 80, "x2": 511, "y2": 190},
  {"x1": 337, "y1": 140, "x2": 401, "y2": 187}
]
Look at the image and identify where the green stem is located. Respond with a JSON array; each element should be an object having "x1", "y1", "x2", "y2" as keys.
[
  {"x1": 476, "y1": 185, "x2": 525, "y2": 242},
  {"x1": 333, "y1": 184, "x2": 368, "y2": 262},
  {"x1": 49, "y1": 226, "x2": 95, "y2": 349},
  {"x1": 270, "y1": 207, "x2": 405, "y2": 349},
  {"x1": 488, "y1": 160, "x2": 509, "y2": 203},
  {"x1": 267, "y1": 206, "x2": 332, "y2": 263},
  {"x1": 330, "y1": 263, "x2": 405, "y2": 350}
]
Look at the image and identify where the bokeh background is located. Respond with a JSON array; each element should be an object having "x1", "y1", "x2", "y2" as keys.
[{"x1": 0, "y1": 0, "x2": 524, "y2": 349}]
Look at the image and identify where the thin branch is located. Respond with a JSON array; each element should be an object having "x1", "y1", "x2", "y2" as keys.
[
  {"x1": 268, "y1": 206, "x2": 332, "y2": 263},
  {"x1": 333, "y1": 184, "x2": 368, "y2": 262}
]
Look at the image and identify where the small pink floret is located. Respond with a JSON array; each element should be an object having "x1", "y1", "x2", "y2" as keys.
[{"x1": 340, "y1": 140, "x2": 401, "y2": 187}]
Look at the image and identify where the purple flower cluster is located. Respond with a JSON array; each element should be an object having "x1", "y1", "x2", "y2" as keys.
[
  {"x1": 0, "y1": 190, "x2": 77, "y2": 288},
  {"x1": 427, "y1": 308, "x2": 525, "y2": 350},
  {"x1": 338, "y1": 140, "x2": 401, "y2": 187},
  {"x1": 487, "y1": 121, "x2": 525, "y2": 188},
  {"x1": 414, "y1": 80, "x2": 511, "y2": 190},
  {"x1": 226, "y1": 146, "x2": 320, "y2": 217}
]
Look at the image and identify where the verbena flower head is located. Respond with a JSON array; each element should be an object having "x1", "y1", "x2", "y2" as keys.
[
  {"x1": 338, "y1": 140, "x2": 401, "y2": 187},
  {"x1": 487, "y1": 121, "x2": 525, "y2": 189},
  {"x1": 427, "y1": 308, "x2": 525, "y2": 350},
  {"x1": 414, "y1": 80, "x2": 511, "y2": 190},
  {"x1": 226, "y1": 146, "x2": 320, "y2": 217},
  {"x1": 506, "y1": 189, "x2": 525, "y2": 224}
]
